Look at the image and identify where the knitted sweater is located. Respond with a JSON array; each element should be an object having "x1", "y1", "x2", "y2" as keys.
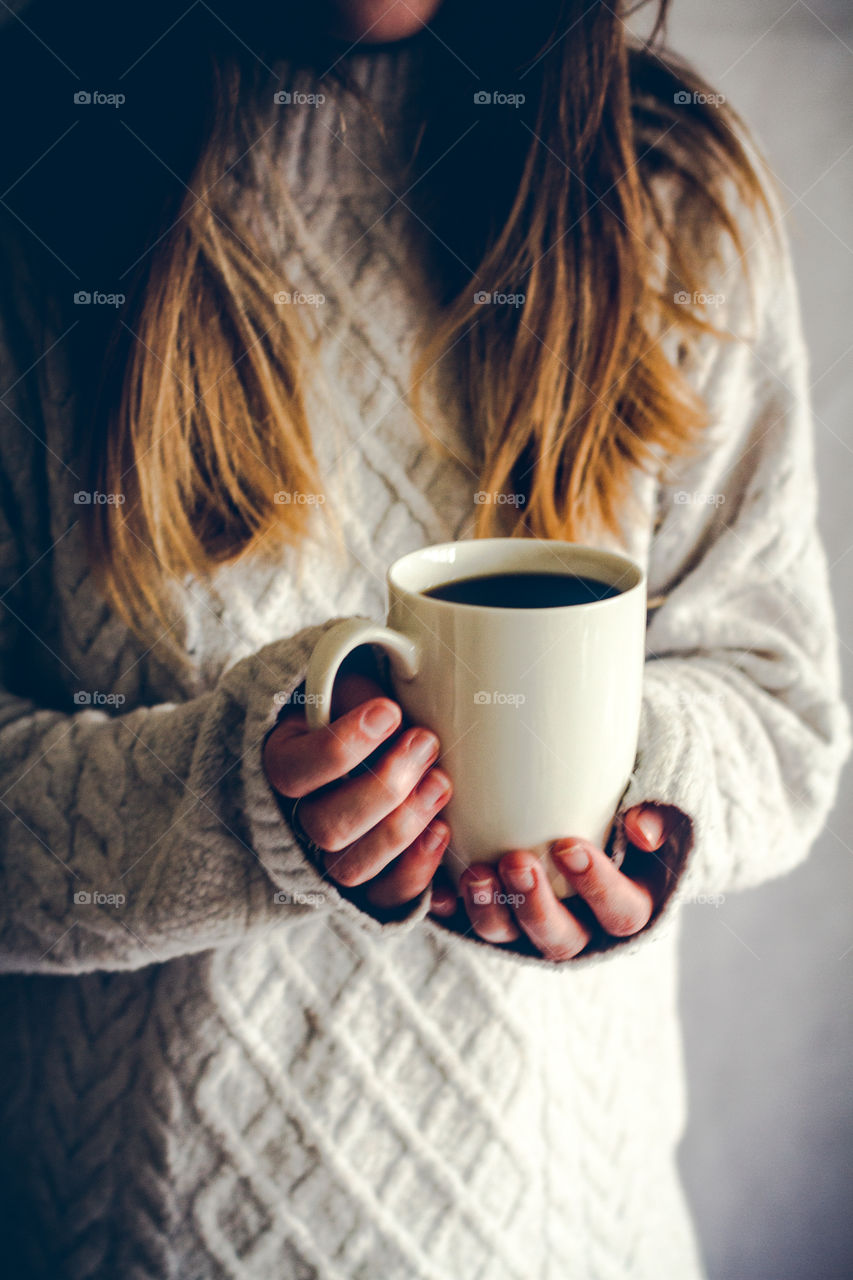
[{"x1": 0, "y1": 42, "x2": 849, "y2": 1280}]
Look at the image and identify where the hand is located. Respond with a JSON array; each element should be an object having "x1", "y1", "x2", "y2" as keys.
[
  {"x1": 429, "y1": 805, "x2": 681, "y2": 962},
  {"x1": 263, "y1": 671, "x2": 453, "y2": 911}
]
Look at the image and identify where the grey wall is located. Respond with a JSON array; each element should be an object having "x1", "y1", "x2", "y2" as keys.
[{"x1": 661, "y1": 3, "x2": 853, "y2": 1278}]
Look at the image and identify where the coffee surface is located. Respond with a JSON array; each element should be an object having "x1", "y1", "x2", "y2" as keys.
[{"x1": 423, "y1": 571, "x2": 621, "y2": 608}]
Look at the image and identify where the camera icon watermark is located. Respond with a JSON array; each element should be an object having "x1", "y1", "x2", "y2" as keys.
[
  {"x1": 673, "y1": 90, "x2": 725, "y2": 107},
  {"x1": 73, "y1": 690, "x2": 127, "y2": 708},
  {"x1": 473, "y1": 90, "x2": 526, "y2": 107},
  {"x1": 474, "y1": 490, "x2": 526, "y2": 507},
  {"x1": 473, "y1": 290, "x2": 525, "y2": 307},
  {"x1": 673, "y1": 289, "x2": 725, "y2": 307},
  {"x1": 273, "y1": 290, "x2": 325, "y2": 307},
  {"x1": 673, "y1": 491, "x2": 726, "y2": 507},
  {"x1": 273, "y1": 90, "x2": 326, "y2": 107},
  {"x1": 73, "y1": 889, "x2": 126, "y2": 906},
  {"x1": 73, "y1": 290, "x2": 125, "y2": 308},
  {"x1": 274, "y1": 490, "x2": 325, "y2": 505},
  {"x1": 73, "y1": 90, "x2": 125, "y2": 107},
  {"x1": 273, "y1": 689, "x2": 328, "y2": 709},
  {"x1": 474, "y1": 690, "x2": 526, "y2": 707},
  {"x1": 273, "y1": 889, "x2": 326, "y2": 905},
  {"x1": 73, "y1": 490, "x2": 125, "y2": 505},
  {"x1": 471, "y1": 886, "x2": 526, "y2": 907},
  {"x1": 684, "y1": 891, "x2": 726, "y2": 907}
]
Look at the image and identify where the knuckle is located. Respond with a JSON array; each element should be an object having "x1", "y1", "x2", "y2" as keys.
[
  {"x1": 276, "y1": 772, "x2": 308, "y2": 799},
  {"x1": 376, "y1": 776, "x2": 409, "y2": 815},
  {"x1": 541, "y1": 940, "x2": 584, "y2": 963},
  {"x1": 323, "y1": 730, "x2": 359, "y2": 776},
  {"x1": 416, "y1": 769, "x2": 452, "y2": 811},
  {"x1": 605, "y1": 908, "x2": 648, "y2": 938},
  {"x1": 262, "y1": 743, "x2": 294, "y2": 794},
  {"x1": 518, "y1": 903, "x2": 550, "y2": 932},
  {"x1": 323, "y1": 849, "x2": 362, "y2": 887},
  {"x1": 381, "y1": 753, "x2": 424, "y2": 803},
  {"x1": 386, "y1": 800, "x2": 429, "y2": 848},
  {"x1": 302, "y1": 807, "x2": 349, "y2": 854}
]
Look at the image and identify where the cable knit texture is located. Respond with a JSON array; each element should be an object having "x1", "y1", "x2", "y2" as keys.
[{"x1": 0, "y1": 42, "x2": 849, "y2": 1280}]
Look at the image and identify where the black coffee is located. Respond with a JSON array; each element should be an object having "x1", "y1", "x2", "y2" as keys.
[{"x1": 423, "y1": 571, "x2": 620, "y2": 609}]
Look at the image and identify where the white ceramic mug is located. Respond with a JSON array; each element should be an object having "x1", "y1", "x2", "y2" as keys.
[{"x1": 304, "y1": 538, "x2": 646, "y2": 898}]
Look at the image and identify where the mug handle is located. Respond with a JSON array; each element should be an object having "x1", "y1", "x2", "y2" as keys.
[{"x1": 304, "y1": 617, "x2": 421, "y2": 730}]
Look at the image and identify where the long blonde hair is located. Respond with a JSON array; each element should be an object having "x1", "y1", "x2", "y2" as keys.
[{"x1": 81, "y1": 0, "x2": 768, "y2": 647}]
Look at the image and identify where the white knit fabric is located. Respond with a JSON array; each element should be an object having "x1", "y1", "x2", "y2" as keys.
[{"x1": 0, "y1": 43, "x2": 849, "y2": 1280}]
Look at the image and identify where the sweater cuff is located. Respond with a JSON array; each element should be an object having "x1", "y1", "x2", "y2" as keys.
[
  {"x1": 572, "y1": 659, "x2": 713, "y2": 963},
  {"x1": 234, "y1": 620, "x2": 432, "y2": 940},
  {"x1": 428, "y1": 661, "x2": 708, "y2": 972}
]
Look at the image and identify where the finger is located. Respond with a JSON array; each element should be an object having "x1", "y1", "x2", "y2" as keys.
[
  {"x1": 551, "y1": 838, "x2": 656, "y2": 937},
  {"x1": 458, "y1": 864, "x2": 521, "y2": 945},
  {"x1": 364, "y1": 821, "x2": 451, "y2": 909},
  {"x1": 263, "y1": 695, "x2": 403, "y2": 797},
  {"x1": 284, "y1": 671, "x2": 388, "y2": 727},
  {"x1": 621, "y1": 804, "x2": 680, "y2": 852},
  {"x1": 320, "y1": 762, "x2": 450, "y2": 885},
  {"x1": 429, "y1": 866, "x2": 459, "y2": 918},
  {"x1": 328, "y1": 671, "x2": 388, "y2": 718},
  {"x1": 497, "y1": 852, "x2": 591, "y2": 960},
  {"x1": 300, "y1": 728, "x2": 443, "y2": 855}
]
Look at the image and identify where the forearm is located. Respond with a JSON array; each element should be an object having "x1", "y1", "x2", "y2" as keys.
[{"x1": 0, "y1": 622, "x2": 347, "y2": 973}]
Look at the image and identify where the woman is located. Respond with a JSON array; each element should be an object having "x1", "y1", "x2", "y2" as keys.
[{"x1": 0, "y1": 0, "x2": 847, "y2": 1276}]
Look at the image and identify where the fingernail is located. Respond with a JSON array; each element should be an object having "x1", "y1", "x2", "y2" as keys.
[
  {"x1": 503, "y1": 865, "x2": 535, "y2": 893},
  {"x1": 555, "y1": 843, "x2": 590, "y2": 874},
  {"x1": 409, "y1": 730, "x2": 440, "y2": 764},
  {"x1": 417, "y1": 770, "x2": 451, "y2": 807},
  {"x1": 430, "y1": 887, "x2": 456, "y2": 915},
  {"x1": 361, "y1": 701, "x2": 399, "y2": 737},
  {"x1": 637, "y1": 810, "x2": 663, "y2": 845},
  {"x1": 422, "y1": 822, "x2": 449, "y2": 854},
  {"x1": 465, "y1": 878, "x2": 494, "y2": 907}
]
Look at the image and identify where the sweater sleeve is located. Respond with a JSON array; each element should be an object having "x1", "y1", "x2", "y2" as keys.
[
  {"x1": 592, "y1": 195, "x2": 852, "y2": 961},
  {"x1": 0, "y1": 626, "x2": 434, "y2": 978},
  {"x1": 0, "y1": 297, "x2": 432, "y2": 983}
]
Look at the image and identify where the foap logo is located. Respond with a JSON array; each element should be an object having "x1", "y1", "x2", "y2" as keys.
[
  {"x1": 73, "y1": 290, "x2": 126, "y2": 308},
  {"x1": 474, "y1": 290, "x2": 525, "y2": 307},
  {"x1": 273, "y1": 890, "x2": 326, "y2": 905},
  {"x1": 673, "y1": 491, "x2": 726, "y2": 507},
  {"x1": 474, "y1": 490, "x2": 526, "y2": 507},
  {"x1": 671, "y1": 686, "x2": 728, "y2": 714},
  {"x1": 274, "y1": 290, "x2": 325, "y2": 307},
  {"x1": 273, "y1": 90, "x2": 325, "y2": 107},
  {"x1": 274, "y1": 491, "x2": 325, "y2": 505},
  {"x1": 272, "y1": 689, "x2": 327, "y2": 709},
  {"x1": 73, "y1": 90, "x2": 126, "y2": 107},
  {"x1": 473, "y1": 90, "x2": 526, "y2": 107},
  {"x1": 474, "y1": 690, "x2": 526, "y2": 707},
  {"x1": 673, "y1": 289, "x2": 725, "y2": 307},
  {"x1": 73, "y1": 490, "x2": 125, "y2": 504},
  {"x1": 673, "y1": 89, "x2": 725, "y2": 107},
  {"x1": 73, "y1": 889, "x2": 127, "y2": 906},
  {"x1": 471, "y1": 887, "x2": 526, "y2": 907},
  {"x1": 73, "y1": 690, "x2": 127, "y2": 708}
]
